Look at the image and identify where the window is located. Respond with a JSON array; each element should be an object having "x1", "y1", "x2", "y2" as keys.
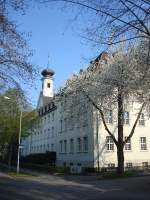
[
  {"x1": 59, "y1": 141, "x2": 63, "y2": 153},
  {"x1": 106, "y1": 136, "x2": 114, "y2": 151},
  {"x1": 140, "y1": 137, "x2": 147, "y2": 150},
  {"x1": 52, "y1": 126, "x2": 54, "y2": 137},
  {"x1": 70, "y1": 139, "x2": 74, "y2": 153},
  {"x1": 142, "y1": 162, "x2": 148, "y2": 167},
  {"x1": 139, "y1": 113, "x2": 145, "y2": 126},
  {"x1": 126, "y1": 162, "x2": 133, "y2": 168},
  {"x1": 52, "y1": 112, "x2": 54, "y2": 121},
  {"x1": 105, "y1": 110, "x2": 113, "y2": 124},
  {"x1": 47, "y1": 83, "x2": 50, "y2": 88},
  {"x1": 124, "y1": 137, "x2": 131, "y2": 151},
  {"x1": 124, "y1": 111, "x2": 130, "y2": 125},
  {"x1": 64, "y1": 118, "x2": 67, "y2": 131},
  {"x1": 60, "y1": 120, "x2": 63, "y2": 133},
  {"x1": 60, "y1": 102, "x2": 63, "y2": 113},
  {"x1": 108, "y1": 163, "x2": 115, "y2": 169},
  {"x1": 51, "y1": 144, "x2": 54, "y2": 151},
  {"x1": 77, "y1": 138, "x2": 82, "y2": 152},
  {"x1": 64, "y1": 140, "x2": 67, "y2": 153},
  {"x1": 83, "y1": 136, "x2": 88, "y2": 152},
  {"x1": 47, "y1": 144, "x2": 49, "y2": 150},
  {"x1": 47, "y1": 128, "x2": 50, "y2": 137}
]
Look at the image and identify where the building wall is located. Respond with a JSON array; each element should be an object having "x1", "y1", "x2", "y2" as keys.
[
  {"x1": 21, "y1": 99, "x2": 95, "y2": 168},
  {"x1": 22, "y1": 100, "x2": 150, "y2": 169},
  {"x1": 93, "y1": 102, "x2": 150, "y2": 168}
]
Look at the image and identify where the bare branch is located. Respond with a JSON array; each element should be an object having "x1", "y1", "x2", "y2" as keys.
[
  {"x1": 123, "y1": 102, "x2": 146, "y2": 145},
  {"x1": 81, "y1": 89, "x2": 118, "y2": 145}
]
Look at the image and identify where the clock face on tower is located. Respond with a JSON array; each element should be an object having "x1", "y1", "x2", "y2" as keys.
[{"x1": 47, "y1": 83, "x2": 50, "y2": 88}]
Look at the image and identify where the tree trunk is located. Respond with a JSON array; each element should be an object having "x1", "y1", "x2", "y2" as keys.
[
  {"x1": 117, "y1": 143, "x2": 124, "y2": 175},
  {"x1": 117, "y1": 86, "x2": 124, "y2": 175}
]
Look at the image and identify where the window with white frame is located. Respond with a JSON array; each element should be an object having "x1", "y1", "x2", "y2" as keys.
[
  {"x1": 105, "y1": 110, "x2": 113, "y2": 124},
  {"x1": 124, "y1": 137, "x2": 131, "y2": 151},
  {"x1": 142, "y1": 162, "x2": 148, "y2": 167},
  {"x1": 47, "y1": 128, "x2": 50, "y2": 138},
  {"x1": 64, "y1": 118, "x2": 67, "y2": 131},
  {"x1": 108, "y1": 163, "x2": 115, "y2": 168},
  {"x1": 140, "y1": 137, "x2": 147, "y2": 150},
  {"x1": 83, "y1": 136, "x2": 88, "y2": 152},
  {"x1": 139, "y1": 113, "x2": 145, "y2": 126},
  {"x1": 69, "y1": 116, "x2": 74, "y2": 130},
  {"x1": 77, "y1": 137, "x2": 82, "y2": 152},
  {"x1": 70, "y1": 139, "x2": 74, "y2": 153},
  {"x1": 60, "y1": 119, "x2": 63, "y2": 133},
  {"x1": 126, "y1": 162, "x2": 133, "y2": 168},
  {"x1": 51, "y1": 144, "x2": 54, "y2": 151},
  {"x1": 59, "y1": 140, "x2": 63, "y2": 153},
  {"x1": 106, "y1": 136, "x2": 114, "y2": 151},
  {"x1": 52, "y1": 126, "x2": 54, "y2": 137},
  {"x1": 64, "y1": 140, "x2": 67, "y2": 153},
  {"x1": 124, "y1": 111, "x2": 130, "y2": 125}
]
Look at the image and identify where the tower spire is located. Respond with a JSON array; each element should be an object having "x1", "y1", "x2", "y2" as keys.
[
  {"x1": 47, "y1": 54, "x2": 50, "y2": 69},
  {"x1": 41, "y1": 56, "x2": 55, "y2": 97}
]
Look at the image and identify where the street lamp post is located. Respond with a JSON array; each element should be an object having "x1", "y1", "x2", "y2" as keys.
[
  {"x1": 4, "y1": 96, "x2": 22, "y2": 174},
  {"x1": 17, "y1": 109, "x2": 22, "y2": 174}
]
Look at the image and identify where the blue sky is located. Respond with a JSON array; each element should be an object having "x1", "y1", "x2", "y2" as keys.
[{"x1": 10, "y1": 2, "x2": 100, "y2": 107}]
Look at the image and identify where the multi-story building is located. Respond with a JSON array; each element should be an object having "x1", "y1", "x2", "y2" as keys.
[{"x1": 21, "y1": 58, "x2": 150, "y2": 170}]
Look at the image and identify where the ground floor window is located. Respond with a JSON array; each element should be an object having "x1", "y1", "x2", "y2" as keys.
[
  {"x1": 142, "y1": 162, "x2": 148, "y2": 167},
  {"x1": 126, "y1": 162, "x2": 133, "y2": 168},
  {"x1": 108, "y1": 163, "x2": 115, "y2": 168},
  {"x1": 106, "y1": 136, "x2": 114, "y2": 151}
]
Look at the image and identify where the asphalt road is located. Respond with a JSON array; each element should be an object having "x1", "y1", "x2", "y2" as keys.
[{"x1": 0, "y1": 172, "x2": 150, "y2": 200}]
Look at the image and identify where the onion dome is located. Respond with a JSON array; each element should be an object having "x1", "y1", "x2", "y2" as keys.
[{"x1": 41, "y1": 68, "x2": 55, "y2": 77}]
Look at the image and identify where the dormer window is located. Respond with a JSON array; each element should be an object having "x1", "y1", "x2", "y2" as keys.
[{"x1": 47, "y1": 83, "x2": 50, "y2": 88}]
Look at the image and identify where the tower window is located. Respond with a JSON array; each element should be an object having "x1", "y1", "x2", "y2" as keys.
[{"x1": 47, "y1": 83, "x2": 50, "y2": 88}]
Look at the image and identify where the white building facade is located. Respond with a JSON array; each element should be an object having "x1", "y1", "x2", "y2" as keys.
[{"x1": 21, "y1": 66, "x2": 150, "y2": 170}]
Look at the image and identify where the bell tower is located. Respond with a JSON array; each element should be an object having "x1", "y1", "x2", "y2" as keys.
[{"x1": 41, "y1": 68, "x2": 55, "y2": 98}]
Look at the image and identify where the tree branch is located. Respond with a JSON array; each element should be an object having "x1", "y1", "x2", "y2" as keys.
[
  {"x1": 123, "y1": 102, "x2": 146, "y2": 145},
  {"x1": 126, "y1": 0, "x2": 150, "y2": 15},
  {"x1": 81, "y1": 89, "x2": 118, "y2": 145},
  {"x1": 41, "y1": 0, "x2": 149, "y2": 35},
  {"x1": 119, "y1": 0, "x2": 150, "y2": 36}
]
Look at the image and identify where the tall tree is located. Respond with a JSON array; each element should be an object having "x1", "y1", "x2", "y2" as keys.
[
  {"x1": 59, "y1": 43, "x2": 150, "y2": 175},
  {"x1": 0, "y1": 0, "x2": 37, "y2": 92},
  {"x1": 0, "y1": 88, "x2": 37, "y2": 166}
]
